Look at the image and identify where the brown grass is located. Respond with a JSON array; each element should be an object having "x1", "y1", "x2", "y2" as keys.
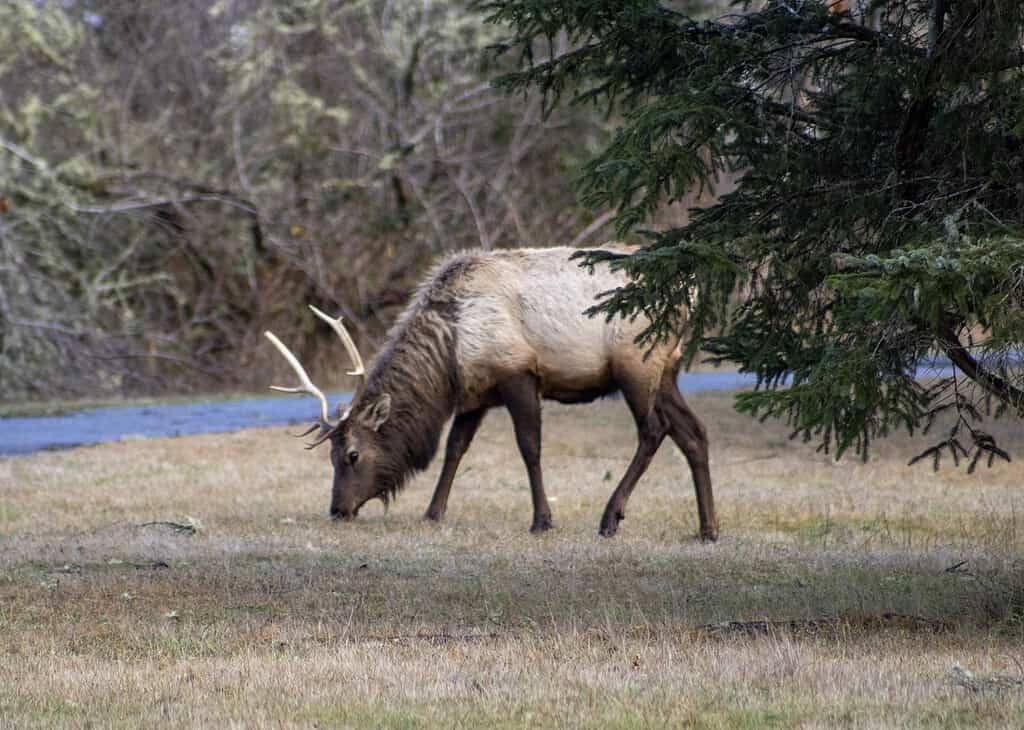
[{"x1": 2, "y1": 390, "x2": 1024, "y2": 727}]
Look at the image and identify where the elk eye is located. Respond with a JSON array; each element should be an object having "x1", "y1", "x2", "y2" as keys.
[{"x1": 347, "y1": 449, "x2": 359, "y2": 465}]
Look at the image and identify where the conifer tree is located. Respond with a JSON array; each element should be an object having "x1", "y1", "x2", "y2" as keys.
[{"x1": 484, "y1": 0, "x2": 1024, "y2": 465}]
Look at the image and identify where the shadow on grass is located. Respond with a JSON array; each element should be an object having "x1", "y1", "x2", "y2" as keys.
[{"x1": 4, "y1": 520, "x2": 1023, "y2": 657}]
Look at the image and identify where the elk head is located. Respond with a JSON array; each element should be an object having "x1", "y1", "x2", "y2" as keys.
[{"x1": 265, "y1": 306, "x2": 392, "y2": 519}]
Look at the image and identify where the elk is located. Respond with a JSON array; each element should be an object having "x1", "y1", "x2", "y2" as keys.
[{"x1": 265, "y1": 246, "x2": 718, "y2": 541}]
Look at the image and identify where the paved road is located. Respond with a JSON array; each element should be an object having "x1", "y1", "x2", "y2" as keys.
[{"x1": 1, "y1": 371, "x2": 772, "y2": 456}]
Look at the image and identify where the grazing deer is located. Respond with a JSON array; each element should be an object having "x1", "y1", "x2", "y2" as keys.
[{"x1": 266, "y1": 246, "x2": 718, "y2": 540}]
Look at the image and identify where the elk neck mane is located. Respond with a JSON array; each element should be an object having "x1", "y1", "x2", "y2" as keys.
[{"x1": 354, "y1": 254, "x2": 476, "y2": 498}]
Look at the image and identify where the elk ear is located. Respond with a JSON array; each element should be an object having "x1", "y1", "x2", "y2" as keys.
[{"x1": 361, "y1": 393, "x2": 391, "y2": 431}]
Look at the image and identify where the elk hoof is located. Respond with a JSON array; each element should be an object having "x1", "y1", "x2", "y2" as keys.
[
  {"x1": 699, "y1": 525, "x2": 720, "y2": 543},
  {"x1": 530, "y1": 516, "x2": 553, "y2": 533},
  {"x1": 423, "y1": 509, "x2": 444, "y2": 523},
  {"x1": 598, "y1": 510, "x2": 623, "y2": 537}
]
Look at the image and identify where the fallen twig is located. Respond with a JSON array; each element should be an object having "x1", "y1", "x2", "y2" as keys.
[
  {"x1": 696, "y1": 612, "x2": 950, "y2": 637},
  {"x1": 943, "y1": 560, "x2": 971, "y2": 575},
  {"x1": 952, "y1": 663, "x2": 1024, "y2": 693},
  {"x1": 138, "y1": 517, "x2": 200, "y2": 535}
]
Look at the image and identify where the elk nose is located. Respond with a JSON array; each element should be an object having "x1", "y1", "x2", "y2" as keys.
[{"x1": 330, "y1": 507, "x2": 354, "y2": 521}]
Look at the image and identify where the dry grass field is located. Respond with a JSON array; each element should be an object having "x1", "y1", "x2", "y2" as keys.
[{"x1": 2, "y1": 389, "x2": 1024, "y2": 728}]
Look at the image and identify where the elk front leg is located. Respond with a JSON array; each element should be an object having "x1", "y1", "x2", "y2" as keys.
[
  {"x1": 497, "y1": 373, "x2": 552, "y2": 533},
  {"x1": 424, "y1": 408, "x2": 487, "y2": 522}
]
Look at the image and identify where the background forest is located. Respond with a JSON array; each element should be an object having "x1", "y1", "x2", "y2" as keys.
[{"x1": 2, "y1": 0, "x2": 714, "y2": 401}]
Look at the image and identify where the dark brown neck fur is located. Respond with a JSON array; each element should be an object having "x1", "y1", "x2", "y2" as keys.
[{"x1": 352, "y1": 256, "x2": 474, "y2": 497}]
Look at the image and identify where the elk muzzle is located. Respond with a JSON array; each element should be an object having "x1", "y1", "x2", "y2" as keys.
[{"x1": 329, "y1": 482, "x2": 361, "y2": 521}]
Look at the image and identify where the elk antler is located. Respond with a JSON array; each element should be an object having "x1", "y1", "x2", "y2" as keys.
[
  {"x1": 264, "y1": 330, "x2": 332, "y2": 426},
  {"x1": 265, "y1": 306, "x2": 369, "y2": 446},
  {"x1": 308, "y1": 304, "x2": 367, "y2": 412},
  {"x1": 265, "y1": 330, "x2": 340, "y2": 448}
]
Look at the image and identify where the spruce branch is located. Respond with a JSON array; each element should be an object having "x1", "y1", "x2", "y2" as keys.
[{"x1": 940, "y1": 324, "x2": 1024, "y2": 414}]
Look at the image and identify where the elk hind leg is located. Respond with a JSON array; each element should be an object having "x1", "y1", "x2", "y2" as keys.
[
  {"x1": 497, "y1": 372, "x2": 552, "y2": 533},
  {"x1": 425, "y1": 408, "x2": 487, "y2": 522},
  {"x1": 599, "y1": 378, "x2": 669, "y2": 537},
  {"x1": 657, "y1": 375, "x2": 718, "y2": 541}
]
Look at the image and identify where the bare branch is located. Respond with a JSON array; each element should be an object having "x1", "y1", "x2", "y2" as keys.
[
  {"x1": 940, "y1": 325, "x2": 1024, "y2": 413},
  {"x1": 569, "y1": 211, "x2": 615, "y2": 248}
]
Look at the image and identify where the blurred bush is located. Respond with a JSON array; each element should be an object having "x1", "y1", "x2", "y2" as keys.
[{"x1": 0, "y1": 0, "x2": 610, "y2": 399}]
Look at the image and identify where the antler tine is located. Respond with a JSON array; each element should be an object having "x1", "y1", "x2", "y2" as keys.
[
  {"x1": 294, "y1": 422, "x2": 323, "y2": 439},
  {"x1": 308, "y1": 304, "x2": 367, "y2": 389},
  {"x1": 264, "y1": 330, "x2": 331, "y2": 425},
  {"x1": 304, "y1": 427, "x2": 336, "y2": 450}
]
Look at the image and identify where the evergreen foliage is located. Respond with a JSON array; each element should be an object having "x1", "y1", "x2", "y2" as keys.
[{"x1": 485, "y1": 0, "x2": 1024, "y2": 463}]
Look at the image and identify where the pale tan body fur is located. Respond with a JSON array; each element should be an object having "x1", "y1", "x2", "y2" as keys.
[{"x1": 448, "y1": 246, "x2": 679, "y2": 414}]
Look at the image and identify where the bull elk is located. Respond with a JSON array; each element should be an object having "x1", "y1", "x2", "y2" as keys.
[{"x1": 265, "y1": 246, "x2": 718, "y2": 540}]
